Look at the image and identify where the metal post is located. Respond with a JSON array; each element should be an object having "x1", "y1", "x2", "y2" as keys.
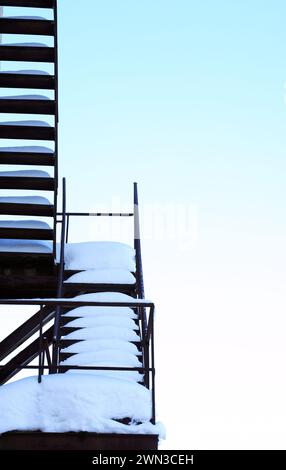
[
  {"x1": 66, "y1": 214, "x2": 70, "y2": 243},
  {"x1": 52, "y1": 178, "x2": 66, "y2": 372},
  {"x1": 134, "y1": 183, "x2": 147, "y2": 334},
  {"x1": 38, "y1": 306, "x2": 43, "y2": 383},
  {"x1": 150, "y1": 305, "x2": 156, "y2": 424}
]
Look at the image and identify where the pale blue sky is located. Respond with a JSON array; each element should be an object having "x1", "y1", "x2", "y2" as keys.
[
  {"x1": 1, "y1": 0, "x2": 286, "y2": 449},
  {"x1": 56, "y1": 0, "x2": 286, "y2": 449}
]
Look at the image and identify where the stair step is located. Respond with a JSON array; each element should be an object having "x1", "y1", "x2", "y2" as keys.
[
  {"x1": 63, "y1": 283, "x2": 136, "y2": 296},
  {"x1": 58, "y1": 351, "x2": 143, "y2": 363},
  {"x1": 0, "y1": 17, "x2": 55, "y2": 36},
  {"x1": 0, "y1": 196, "x2": 54, "y2": 216},
  {"x1": 59, "y1": 339, "x2": 143, "y2": 351},
  {"x1": 0, "y1": 146, "x2": 54, "y2": 166},
  {"x1": 0, "y1": 121, "x2": 55, "y2": 141},
  {"x1": 0, "y1": 170, "x2": 54, "y2": 190},
  {"x1": 0, "y1": 239, "x2": 52, "y2": 255},
  {"x1": 0, "y1": 95, "x2": 55, "y2": 115},
  {"x1": 0, "y1": 43, "x2": 55, "y2": 62},
  {"x1": 0, "y1": 220, "x2": 53, "y2": 240},
  {"x1": 0, "y1": 0, "x2": 54, "y2": 7},
  {"x1": 0, "y1": 70, "x2": 55, "y2": 89}
]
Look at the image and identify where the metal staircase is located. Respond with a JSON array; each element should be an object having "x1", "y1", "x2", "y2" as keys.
[
  {"x1": 0, "y1": 0, "x2": 58, "y2": 295},
  {"x1": 0, "y1": 2, "x2": 158, "y2": 451}
]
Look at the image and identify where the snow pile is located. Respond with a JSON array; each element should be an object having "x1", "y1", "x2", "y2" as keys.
[
  {"x1": 0, "y1": 70, "x2": 50, "y2": 76},
  {"x1": 62, "y1": 350, "x2": 141, "y2": 367},
  {"x1": 0, "y1": 220, "x2": 50, "y2": 230},
  {"x1": 64, "y1": 242, "x2": 136, "y2": 271},
  {"x1": 63, "y1": 326, "x2": 139, "y2": 343},
  {"x1": 65, "y1": 315, "x2": 139, "y2": 330},
  {"x1": 62, "y1": 339, "x2": 141, "y2": 355},
  {"x1": 0, "y1": 94, "x2": 50, "y2": 101},
  {"x1": 0, "y1": 120, "x2": 51, "y2": 127},
  {"x1": 70, "y1": 291, "x2": 148, "y2": 304},
  {"x1": 0, "y1": 170, "x2": 51, "y2": 178},
  {"x1": 62, "y1": 305, "x2": 137, "y2": 319},
  {"x1": 0, "y1": 374, "x2": 163, "y2": 437},
  {"x1": 0, "y1": 146, "x2": 53, "y2": 153},
  {"x1": 0, "y1": 239, "x2": 52, "y2": 253},
  {"x1": 0, "y1": 196, "x2": 51, "y2": 205},
  {"x1": 3, "y1": 42, "x2": 49, "y2": 47},
  {"x1": 65, "y1": 269, "x2": 135, "y2": 285}
]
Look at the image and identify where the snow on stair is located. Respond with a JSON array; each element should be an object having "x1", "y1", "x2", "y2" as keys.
[
  {"x1": 0, "y1": 94, "x2": 51, "y2": 100},
  {"x1": 62, "y1": 338, "x2": 141, "y2": 356},
  {"x1": 0, "y1": 170, "x2": 51, "y2": 178},
  {"x1": 62, "y1": 305, "x2": 137, "y2": 319},
  {"x1": 65, "y1": 242, "x2": 136, "y2": 271},
  {"x1": 0, "y1": 195, "x2": 51, "y2": 205},
  {"x1": 63, "y1": 325, "x2": 140, "y2": 342},
  {"x1": 61, "y1": 291, "x2": 143, "y2": 382},
  {"x1": 4, "y1": 16, "x2": 48, "y2": 20},
  {"x1": 0, "y1": 239, "x2": 52, "y2": 253},
  {"x1": 0, "y1": 70, "x2": 51, "y2": 76},
  {"x1": 0, "y1": 220, "x2": 51, "y2": 230},
  {"x1": 1, "y1": 42, "x2": 49, "y2": 47},
  {"x1": 65, "y1": 315, "x2": 139, "y2": 330},
  {"x1": 0, "y1": 120, "x2": 51, "y2": 127},
  {"x1": 62, "y1": 350, "x2": 141, "y2": 367},
  {"x1": 65, "y1": 269, "x2": 135, "y2": 285},
  {"x1": 0, "y1": 145, "x2": 53, "y2": 153}
]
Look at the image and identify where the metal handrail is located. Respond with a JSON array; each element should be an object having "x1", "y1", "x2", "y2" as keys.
[
  {"x1": 134, "y1": 182, "x2": 146, "y2": 326},
  {"x1": 0, "y1": 299, "x2": 156, "y2": 423},
  {"x1": 57, "y1": 212, "x2": 134, "y2": 244},
  {"x1": 53, "y1": 0, "x2": 59, "y2": 260},
  {"x1": 51, "y1": 177, "x2": 66, "y2": 373}
]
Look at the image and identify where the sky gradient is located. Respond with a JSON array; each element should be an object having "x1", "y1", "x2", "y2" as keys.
[{"x1": 1, "y1": 0, "x2": 286, "y2": 449}]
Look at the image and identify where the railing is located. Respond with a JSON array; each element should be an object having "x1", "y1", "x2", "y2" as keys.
[
  {"x1": 0, "y1": 182, "x2": 156, "y2": 423},
  {"x1": 61, "y1": 212, "x2": 134, "y2": 244},
  {"x1": 52, "y1": 177, "x2": 66, "y2": 372},
  {"x1": 53, "y1": 0, "x2": 59, "y2": 260},
  {"x1": 56, "y1": 182, "x2": 150, "y2": 386},
  {"x1": 0, "y1": 299, "x2": 156, "y2": 424}
]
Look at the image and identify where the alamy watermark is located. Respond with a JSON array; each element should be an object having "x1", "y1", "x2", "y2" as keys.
[{"x1": 83, "y1": 197, "x2": 199, "y2": 251}]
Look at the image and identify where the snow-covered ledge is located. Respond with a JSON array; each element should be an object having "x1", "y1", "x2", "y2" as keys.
[{"x1": 0, "y1": 374, "x2": 165, "y2": 438}]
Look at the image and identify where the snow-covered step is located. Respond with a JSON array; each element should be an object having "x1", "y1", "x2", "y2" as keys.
[
  {"x1": 0, "y1": 170, "x2": 50, "y2": 177},
  {"x1": 0, "y1": 170, "x2": 54, "y2": 190},
  {"x1": 61, "y1": 327, "x2": 140, "y2": 343},
  {"x1": 65, "y1": 242, "x2": 136, "y2": 271},
  {"x1": 0, "y1": 239, "x2": 52, "y2": 254},
  {"x1": 61, "y1": 350, "x2": 142, "y2": 367},
  {"x1": 59, "y1": 292, "x2": 144, "y2": 380},
  {"x1": 0, "y1": 375, "x2": 161, "y2": 437},
  {"x1": 0, "y1": 94, "x2": 55, "y2": 115},
  {"x1": 0, "y1": 120, "x2": 55, "y2": 141},
  {"x1": 0, "y1": 220, "x2": 53, "y2": 240},
  {"x1": 0, "y1": 195, "x2": 54, "y2": 216},
  {"x1": 0, "y1": 70, "x2": 55, "y2": 89},
  {"x1": 62, "y1": 305, "x2": 138, "y2": 320},
  {"x1": 60, "y1": 338, "x2": 141, "y2": 356},
  {"x1": 0, "y1": 16, "x2": 54, "y2": 36},
  {"x1": 65, "y1": 269, "x2": 136, "y2": 285},
  {"x1": 64, "y1": 269, "x2": 136, "y2": 296},
  {"x1": 0, "y1": 70, "x2": 51, "y2": 75},
  {"x1": 0, "y1": 0, "x2": 54, "y2": 8},
  {"x1": 63, "y1": 315, "x2": 139, "y2": 331},
  {"x1": 61, "y1": 349, "x2": 144, "y2": 383},
  {"x1": 0, "y1": 43, "x2": 55, "y2": 62},
  {"x1": 0, "y1": 146, "x2": 55, "y2": 166}
]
